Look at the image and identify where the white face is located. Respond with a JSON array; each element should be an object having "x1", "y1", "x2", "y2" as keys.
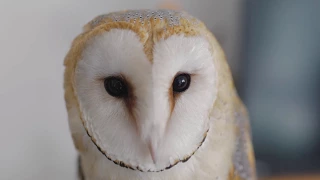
[{"x1": 74, "y1": 29, "x2": 217, "y2": 171}]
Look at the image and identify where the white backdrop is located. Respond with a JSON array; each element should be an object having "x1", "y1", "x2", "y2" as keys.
[{"x1": 0, "y1": 0, "x2": 242, "y2": 179}]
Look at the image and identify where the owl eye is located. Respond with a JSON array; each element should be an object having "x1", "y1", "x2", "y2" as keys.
[
  {"x1": 104, "y1": 76, "x2": 128, "y2": 97},
  {"x1": 172, "y1": 73, "x2": 191, "y2": 93}
]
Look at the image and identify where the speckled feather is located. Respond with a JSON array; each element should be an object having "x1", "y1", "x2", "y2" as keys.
[{"x1": 87, "y1": 9, "x2": 200, "y2": 29}]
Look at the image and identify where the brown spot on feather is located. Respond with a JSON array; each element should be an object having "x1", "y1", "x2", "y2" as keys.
[
  {"x1": 121, "y1": 75, "x2": 137, "y2": 127},
  {"x1": 98, "y1": 75, "x2": 138, "y2": 130},
  {"x1": 72, "y1": 134, "x2": 86, "y2": 152},
  {"x1": 168, "y1": 85, "x2": 175, "y2": 117},
  {"x1": 228, "y1": 165, "x2": 243, "y2": 180}
]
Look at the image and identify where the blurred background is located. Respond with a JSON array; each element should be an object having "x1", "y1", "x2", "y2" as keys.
[{"x1": 0, "y1": 0, "x2": 319, "y2": 179}]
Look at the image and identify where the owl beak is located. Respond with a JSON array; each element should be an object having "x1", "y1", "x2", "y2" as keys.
[{"x1": 148, "y1": 142, "x2": 157, "y2": 164}]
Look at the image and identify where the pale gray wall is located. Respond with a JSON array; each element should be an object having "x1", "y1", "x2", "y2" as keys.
[
  {"x1": 0, "y1": 0, "x2": 243, "y2": 179},
  {"x1": 243, "y1": 0, "x2": 320, "y2": 175}
]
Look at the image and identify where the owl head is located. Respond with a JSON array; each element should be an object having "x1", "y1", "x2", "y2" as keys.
[{"x1": 64, "y1": 9, "x2": 235, "y2": 172}]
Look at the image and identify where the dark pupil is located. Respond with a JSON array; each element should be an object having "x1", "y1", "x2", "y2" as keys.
[
  {"x1": 173, "y1": 74, "x2": 191, "y2": 92},
  {"x1": 104, "y1": 77, "x2": 127, "y2": 97}
]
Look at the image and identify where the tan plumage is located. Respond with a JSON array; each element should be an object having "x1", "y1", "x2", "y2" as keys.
[{"x1": 64, "y1": 9, "x2": 256, "y2": 180}]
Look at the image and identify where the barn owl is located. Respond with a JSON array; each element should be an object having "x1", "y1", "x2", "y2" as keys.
[{"x1": 63, "y1": 9, "x2": 256, "y2": 180}]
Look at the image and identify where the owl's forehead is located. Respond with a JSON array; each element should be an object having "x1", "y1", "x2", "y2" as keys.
[
  {"x1": 80, "y1": 9, "x2": 209, "y2": 64},
  {"x1": 86, "y1": 9, "x2": 201, "y2": 31}
]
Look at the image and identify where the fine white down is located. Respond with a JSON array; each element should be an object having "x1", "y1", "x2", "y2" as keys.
[{"x1": 71, "y1": 29, "x2": 234, "y2": 179}]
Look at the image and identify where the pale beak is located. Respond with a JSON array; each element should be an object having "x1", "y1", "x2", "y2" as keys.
[{"x1": 148, "y1": 142, "x2": 157, "y2": 164}]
